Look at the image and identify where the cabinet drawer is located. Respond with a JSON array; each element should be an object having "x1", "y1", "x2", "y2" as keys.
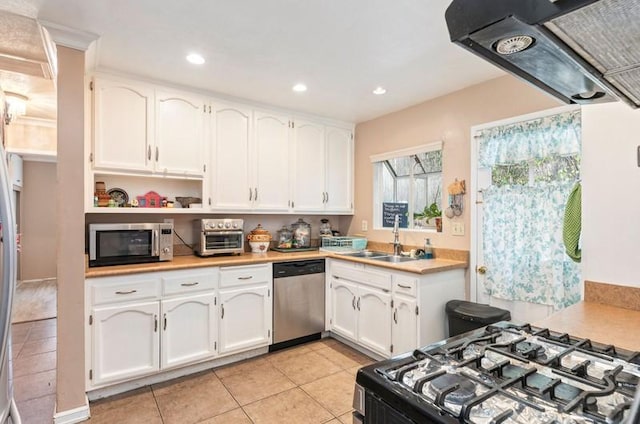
[
  {"x1": 220, "y1": 263, "x2": 271, "y2": 288},
  {"x1": 90, "y1": 276, "x2": 161, "y2": 306},
  {"x1": 332, "y1": 263, "x2": 391, "y2": 292},
  {"x1": 392, "y1": 275, "x2": 418, "y2": 297},
  {"x1": 162, "y1": 268, "x2": 218, "y2": 296}
]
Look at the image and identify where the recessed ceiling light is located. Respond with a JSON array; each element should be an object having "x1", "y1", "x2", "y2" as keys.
[
  {"x1": 186, "y1": 53, "x2": 205, "y2": 65},
  {"x1": 373, "y1": 87, "x2": 387, "y2": 95},
  {"x1": 292, "y1": 83, "x2": 307, "y2": 93}
]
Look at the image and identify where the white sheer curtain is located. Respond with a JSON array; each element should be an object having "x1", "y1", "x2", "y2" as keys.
[{"x1": 478, "y1": 110, "x2": 581, "y2": 311}]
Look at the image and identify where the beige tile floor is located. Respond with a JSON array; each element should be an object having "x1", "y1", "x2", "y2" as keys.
[{"x1": 10, "y1": 319, "x2": 373, "y2": 424}]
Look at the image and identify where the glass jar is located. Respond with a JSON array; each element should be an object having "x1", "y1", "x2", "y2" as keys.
[
  {"x1": 319, "y1": 218, "x2": 332, "y2": 236},
  {"x1": 277, "y1": 226, "x2": 293, "y2": 249},
  {"x1": 291, "y1": 218, "x2": 311, "y2": 248}
]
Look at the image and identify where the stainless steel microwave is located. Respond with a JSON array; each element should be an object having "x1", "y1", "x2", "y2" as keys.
[{"x1": 88, "y1": 223, "x2": 173, "y2": 267}]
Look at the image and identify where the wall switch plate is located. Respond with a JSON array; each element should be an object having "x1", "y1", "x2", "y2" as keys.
[
  {"x1": 164, "y1": 218, "x2": 174, "y2": 225},
  {"x1": 361, "y1": 220, "x2": 368, "y2": 231},
  {"x1": 452, "y1": 222, "x2": 465, "y2": 236}
]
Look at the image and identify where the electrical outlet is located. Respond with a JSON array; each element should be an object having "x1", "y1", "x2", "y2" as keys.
[
  {"x1": 164, "y1": 218, "x2": 174, "y2": 226},
  {"x1": 361, "y1": 220, "x2": 368, "y2": 231},
  {"x1": 452, "y1": 222, "x2": 465, "y2": 236}
]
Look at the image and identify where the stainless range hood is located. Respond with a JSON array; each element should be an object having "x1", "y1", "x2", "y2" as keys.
[{"x1": 445, "y1": 0, "x2": 640, "y2": 108}]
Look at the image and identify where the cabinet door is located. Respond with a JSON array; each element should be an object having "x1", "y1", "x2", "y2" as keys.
[
  {"x1": 211, "y1": 104, "x2": 252, "y2": 210},
  {"x1": 293, "y1": 120, "x2": 325, "y2": 211},
  {"x1": 93, "y1": 78, "x2": 154, "y2": 172},
  {"x1": 392, "y1": 295, "x2": 417, "y2": 356},
  {"x1": 253, "y1": 111, "x2": 291, "y2": 211},
  {"x1": 219, "y1": 285, "x2": 271, "y2": 354},
  {"x1": 161, "y1": 293, "x2": 217, "y2": 369},
  {"x1": 91, "y1": 301, "x2": 159, "y2": 386},
  {"x1": 155, "y1": 91, "x2": 206, "y2": 176},
  {"x1": 325, "y1": 126, "x2": 353, "y2": 213},
  {"x1": 357, "y1": 286, "x2": 392, "y2": 357},
  {"x1": 330, "y1": 278, "x2": 358, "y2": 341}
]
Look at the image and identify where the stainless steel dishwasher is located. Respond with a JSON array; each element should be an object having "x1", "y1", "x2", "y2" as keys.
[{"x1": 270, "y1": 259, "x2": 325, "y2": 351}]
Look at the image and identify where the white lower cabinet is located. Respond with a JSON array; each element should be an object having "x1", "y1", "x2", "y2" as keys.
[
  {"x1": 391, "y1": 295, "x2": 417, "y2": 356},
  {"x1": 91, "y1": 300, "x2": 160, "y2": 386},
  {"x1": 219, "y1": 263, "x2": 272, "y2": 354},
  {"x1": 357, "y1": 285, "x2": 392, "y2": 355},
  {"x1": 86, "y1": 267, "x2": 220, "y2": 389},
  {"x1": 161, "y1": 292, "x2": 217, "y2": 369},
  {"x1": 329, "y1": 265, "x2": 392, "y2": 357},
  {"x1": 219, "y1": 285, "x2": 271, "y2": 354},
  {"x1": 328, "y1": 259, "x2": 464, "y2": 358},
  {"x1": 330, "y1": 278, "x2": 358, "y2": 340}
]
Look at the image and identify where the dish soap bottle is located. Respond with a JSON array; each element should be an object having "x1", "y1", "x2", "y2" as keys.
[{"x1": 424, "y1": 238, "x2": 434, "y2": 259}]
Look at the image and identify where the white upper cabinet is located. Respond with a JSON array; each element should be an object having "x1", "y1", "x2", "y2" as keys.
[
  {"x1": 324, "y1": 126, "x2": 353, "y2": 212},
  {"x1": 211, "y1": 103, "x2": 253, "y2": 210},
  {"x1": 293, "y1": 122, "x2": 353, "y2": 213},
  {"x1": 155, "y1": 90, "x2": 207, "y2": 177},
  {"x1": 293, "y1": 120, "x2": 326, "y2": 211},
  {"x1": 93, "y1": 77, "x2": 154, "y2": 173},
  {"x1": 252, "y1": 111, "x2": 292, "y2": 211}
]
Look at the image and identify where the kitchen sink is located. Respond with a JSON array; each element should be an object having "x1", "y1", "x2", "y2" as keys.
[
  {"x1": 370, "y1": 255, "x2": 418, "y2": 263},
  {"x1": 341, "y1": 250, "x2": 390, "y2": 258}
]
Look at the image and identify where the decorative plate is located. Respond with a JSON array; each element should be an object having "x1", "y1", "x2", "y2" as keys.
[{"x1": 107, "y1": 188, "x2": 129, "y2": 207}]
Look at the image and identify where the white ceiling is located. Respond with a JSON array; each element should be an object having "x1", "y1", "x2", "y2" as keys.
[{"x1": 2, "y1": 0, "x2": 504, "y2": 123}]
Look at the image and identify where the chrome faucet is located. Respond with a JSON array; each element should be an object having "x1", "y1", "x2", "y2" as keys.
[{"x1": 391, "y1": 214, "x2": 402, "y2": 256}]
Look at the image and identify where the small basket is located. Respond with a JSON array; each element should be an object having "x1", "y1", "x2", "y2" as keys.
[{"x1": 320, "y1": 236, "x2": 367, "y2": 252}]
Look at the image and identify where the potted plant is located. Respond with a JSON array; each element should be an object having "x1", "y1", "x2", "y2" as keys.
[{"x1": 414, "y1": 203, "x2": 442, "y2": 231}]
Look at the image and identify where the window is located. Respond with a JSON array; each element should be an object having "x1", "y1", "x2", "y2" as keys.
[{"x1": 371, "y1": 142, "x2": 443, "y2": 230}]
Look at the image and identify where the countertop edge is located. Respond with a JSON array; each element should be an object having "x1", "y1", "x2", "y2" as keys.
[{"x1": 85, "y1": 251, "x2": 468, "y2": 278}]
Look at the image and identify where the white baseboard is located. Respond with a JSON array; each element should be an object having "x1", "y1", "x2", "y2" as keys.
[
  {"x1": 54, "y1": 395, "x2": 90, "y2": 424},
  {"x1": 18, "y1": 277, "x2": 57, "y2": 284}
]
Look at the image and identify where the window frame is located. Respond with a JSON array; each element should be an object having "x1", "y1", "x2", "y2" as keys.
[{"x1": 371, "y1": 141, "x2": 443, "y2": 231}]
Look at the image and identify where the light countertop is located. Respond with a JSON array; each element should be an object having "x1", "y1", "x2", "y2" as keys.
[
  {"x1": 85, "y1": 250, "x2": 468, "y2": 278},
  {"x1": 534, "y1": 301, "x2": 640, "y2": 351}
]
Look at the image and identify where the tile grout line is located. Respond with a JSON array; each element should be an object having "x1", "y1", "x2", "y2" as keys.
[{"x1": 149, "y1": 384, "x2": 167, "y2": 424}]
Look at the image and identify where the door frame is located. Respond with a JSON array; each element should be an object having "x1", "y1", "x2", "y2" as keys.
[{"x1": 469, "y1": 105, "x2": 580, "y2": 303}]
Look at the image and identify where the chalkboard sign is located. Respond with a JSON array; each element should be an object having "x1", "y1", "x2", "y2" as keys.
[{"x1": 382, "y1": 203, "x2": 408, "y2": 228}]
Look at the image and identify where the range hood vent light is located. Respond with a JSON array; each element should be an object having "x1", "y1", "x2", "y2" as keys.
[{"x1": 495, "y1": 35, "x2": 535, "y2": 55}]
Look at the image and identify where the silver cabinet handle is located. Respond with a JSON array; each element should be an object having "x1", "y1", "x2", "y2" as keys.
[
  {"x1": 155, "y1": 146, "x2": 159, "y2": 162},
  {"x1": 221, "y1": 304, "x2": 225, "y2": 319},
  {"x1": 393, "y1": 308, "x2": 398, "y2": 324},
  {"x1": 398, "y1": 284, "x2": 411, "y2": 289},
  {"x1": 357, "y1": 297, "x2": 361, "y2": 311},
  {"x1": 325, "y1": 192, "x2": 329, "y2": 203},
  {"x1": 238, "y1": 276, "x2": 253, "y2": 280},
  {"x1": 181, "y1": 282, "x2": 199, "y2": 287},
  {"x1": 163, "y1": 313, "x2": 167, "y2": 330},
  {"x1": 382, "y1": 288, "x2": 390, "y2": 293},
  {"x1": 352, "y1": 296, "x2": 356, "y2": 310},
  {"x1": 154, "y1": 315, "x2": 158, "y2": 332},
  {"x1": 147, "y1": 145, "x2": 151, "y2": 160},
  {"x1": 254, "y1": 188, "x2": 258, "y2": 201},
  {"x1": 115, "y1": 290, "x2": 137, "y2": 295},
  {"x1": 249, "y1": 187, "x2": 252, "y2": 201}
]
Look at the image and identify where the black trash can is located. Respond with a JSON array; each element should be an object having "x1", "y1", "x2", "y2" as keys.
[{"x1": 445, "y1": 300, "x2": 511, "y2": 337}]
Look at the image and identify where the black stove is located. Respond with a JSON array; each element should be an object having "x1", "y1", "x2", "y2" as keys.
[{"x1": 354, "y1": 322, "x2": 640, "y2": 424}]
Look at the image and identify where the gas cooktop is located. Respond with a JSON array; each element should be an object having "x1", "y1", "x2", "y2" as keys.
[{"x1": 354, "y1": 322, "x2": 639, "y2": 424}]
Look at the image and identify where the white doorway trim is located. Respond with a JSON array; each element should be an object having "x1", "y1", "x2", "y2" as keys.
[{"x1": 469, "y1": 104, "x2": 580, "y2": 304}]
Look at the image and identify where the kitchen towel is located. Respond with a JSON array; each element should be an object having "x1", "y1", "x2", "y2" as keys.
[{"x1": 563, "y1": 181, "x2": 582, "y2": 263}]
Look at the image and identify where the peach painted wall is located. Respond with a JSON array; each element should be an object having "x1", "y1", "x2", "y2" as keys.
[
  {"x1": 350, "y1": 75, "x2": 560, "y2": 251},
  {"x1": 21, "y1": 160, "x2": 57, "y2": 281},
  {"x1": 56, "y1": 46, "x2": 87, "y2": 412}
]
